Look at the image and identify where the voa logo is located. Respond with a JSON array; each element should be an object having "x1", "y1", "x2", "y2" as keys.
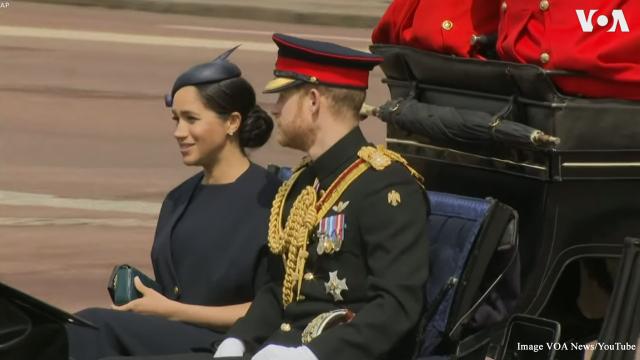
[{"x1": 576, "y1": 9, "x2": 630, "y2": 32}]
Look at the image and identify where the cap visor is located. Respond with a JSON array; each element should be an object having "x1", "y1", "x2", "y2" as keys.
[{"x1": 263, "y1": 77, "x2": 303, "y2": 93}]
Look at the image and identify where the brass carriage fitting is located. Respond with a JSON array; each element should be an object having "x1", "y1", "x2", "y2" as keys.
[{"x1": 531, "y1": 130, "x2": 561, "y2": 146}]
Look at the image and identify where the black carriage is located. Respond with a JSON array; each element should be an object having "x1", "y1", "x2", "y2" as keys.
[{"x1": 371, "y1": 44, "x2": 640, "y2": 359}]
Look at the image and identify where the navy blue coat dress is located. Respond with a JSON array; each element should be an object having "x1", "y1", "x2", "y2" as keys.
[{"x1": 67, "y1": 163, "x2": 281, "y2": 360}]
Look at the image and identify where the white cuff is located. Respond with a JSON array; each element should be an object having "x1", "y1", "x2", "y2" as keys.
[
  {"x1": 213, "y1": 337, "x2": 245, "y2": 358},
  {"x1": 251, "y1": 344, "x2": 318, "y2": 360},
  {"x1": 298, "y1": 346, "x2": 318, "y2": 360}
]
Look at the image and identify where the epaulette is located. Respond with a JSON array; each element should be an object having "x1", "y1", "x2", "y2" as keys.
[
  {"x1": 358, "y1": 145, "x2": 425, "y2": 185},
  {"x1": 357, "y1": 146, "x2": 392, "y2": 170}
]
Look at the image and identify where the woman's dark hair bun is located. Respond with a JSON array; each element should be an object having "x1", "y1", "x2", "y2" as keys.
[
  {"x1": 239, "y1": 105, "x2": 274, "y2": 148},
  {"x1": 195, "y1": 77, "x2": 273, "y2": 150}
]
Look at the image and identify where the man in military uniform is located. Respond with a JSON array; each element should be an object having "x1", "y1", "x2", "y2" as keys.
[
  {"x1": 103, "y1": 33, "x2": 429, "y2": 360},
  {"x1": 211, "y1": 33, "x2": 429, "y2": 360}
]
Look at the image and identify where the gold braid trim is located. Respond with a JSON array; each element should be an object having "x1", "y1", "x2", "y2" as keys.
[
  {"x1": 267, "y1": 170, "x2": 301, "y2": 255},
  {"x1": 267, "y1": 158, "x2": 311, "y2": 255},
  {"x1": 268, "y1": 164, "x2": 319, "y2": 307},
  {"x1": 280, "y1": 186, "x2": 316, "y2": 306},
  {"x1": 268, "y1": 159, "x2": 372, "y2": 307},
  {"x1": 267, "y1": 146, "x2": 424, "y2": 308}
]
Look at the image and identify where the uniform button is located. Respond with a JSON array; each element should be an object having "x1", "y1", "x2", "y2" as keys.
[
  {"x1": 442, "y1": 20, "x2": 453, "y2": 31},
  {"x1": 298, "y1": 295, "x2": 306, "y2": 300},
  {"x1": 303, "y1": 272, "x2": 315, "y2": 281},
  {"x1": 173, "y1": 286, "x2": 180, "y2": 295},
  {"x1": 280, "y1": 323, "x2": 292, "y2": 332},
  {"x1": 539, "y1": 0, "x2": 549, "y2": 11},
  {"x1": 501, "y1": 1, "x2": 507, "y2": 12},
  {"x1": 539, "y1": 52, "x2": 550, "y2": 64}
]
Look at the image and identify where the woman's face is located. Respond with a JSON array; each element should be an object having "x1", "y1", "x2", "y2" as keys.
[{"x1": 171, "y1": 86, "x2": 231, "y2": 166}]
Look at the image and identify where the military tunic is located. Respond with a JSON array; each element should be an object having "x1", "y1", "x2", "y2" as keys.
[
  {"x1": 497, "y1": 0, "x2": 640, "y2": 100},
  {"x1": 226, "y1": 127, "x2": 430, "y2": 360},
  {"x1": 372, "y1": 0, "x2": 501, "y2": 58}
]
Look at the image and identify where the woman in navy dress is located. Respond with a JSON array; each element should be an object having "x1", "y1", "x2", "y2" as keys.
[{"x1": 66, "y1": 48, "x2": 281, "y2": 360}]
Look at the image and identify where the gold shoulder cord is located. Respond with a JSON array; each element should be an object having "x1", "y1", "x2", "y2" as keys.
[
  {"x1": 268, "y1": 146, "x2": 424, "y2": 307},
  {"x1": 372, "y1": 145, "x2": 425, "y2": 188},
  {"x1": 267, "y1": 165, "x2": 314, "y2": 308}
]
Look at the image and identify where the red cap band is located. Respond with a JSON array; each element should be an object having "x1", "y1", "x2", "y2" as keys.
[{"x1": 275, "y1": 56, "x2": 370, "y2": 89}]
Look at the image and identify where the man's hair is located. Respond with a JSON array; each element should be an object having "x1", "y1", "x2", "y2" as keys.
[{"x1": 297, "y1": 84, "x2": 366, "y2": 119}]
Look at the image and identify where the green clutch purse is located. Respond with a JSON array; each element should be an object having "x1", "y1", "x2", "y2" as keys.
[{"x1": 107, "y1": 265, "x2": 161, "y2": 306}]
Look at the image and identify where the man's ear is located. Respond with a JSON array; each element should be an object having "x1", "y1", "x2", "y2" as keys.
[{"x1": 307, "y1": 88, "x2": 321, "y2": 116}]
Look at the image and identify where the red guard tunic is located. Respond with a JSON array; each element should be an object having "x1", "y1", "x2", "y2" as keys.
[
  {"x1": 497, "y1": 0, "x2": 640, "y2": 100},
  {"x1": 372, "y1": 0, "x2": 501, "y2": 58}
]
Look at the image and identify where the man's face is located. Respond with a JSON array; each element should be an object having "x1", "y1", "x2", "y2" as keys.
[{"x1": 270, "y1": 87, "x2": 316, "y2": 151}]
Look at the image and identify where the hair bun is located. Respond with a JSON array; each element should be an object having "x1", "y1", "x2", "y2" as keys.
[{"x1": 239, "y1": 105, "x2": 274, "y2": 148}]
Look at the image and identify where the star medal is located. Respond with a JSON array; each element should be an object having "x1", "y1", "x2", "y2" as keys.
[{"x1": 324, "y1": 271, "x2": 348, "y2": 302}]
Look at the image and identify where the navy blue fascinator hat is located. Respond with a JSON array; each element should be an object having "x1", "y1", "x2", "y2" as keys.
[{"x1": 165, "y1": 46, "x2": 241, "y2": 107}]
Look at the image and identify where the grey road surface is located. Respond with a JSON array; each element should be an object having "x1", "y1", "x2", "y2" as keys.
[{"x1": 0, "y1": 2, "x2": 390, "y2": 312}]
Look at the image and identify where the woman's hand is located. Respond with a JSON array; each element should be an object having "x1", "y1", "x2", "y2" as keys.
[
  {"x1": 111, "y1": 278, "x2": 252, "y2": 328},
  {"x1": 111, "y1": 276, "x2": 178, "y2": 320}
]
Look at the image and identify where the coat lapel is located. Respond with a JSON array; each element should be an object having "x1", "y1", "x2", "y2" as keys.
[{"x1": 155, "y1": 172, "x2": 203, "y2": 299}]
